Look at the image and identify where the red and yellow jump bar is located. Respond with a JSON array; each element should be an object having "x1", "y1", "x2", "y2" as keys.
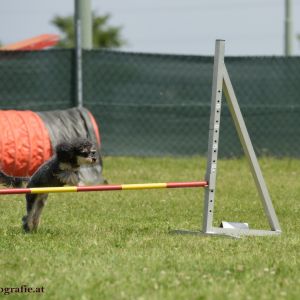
[{"x1": 0, "y1": 181, "x2": 208, "y2": 195}]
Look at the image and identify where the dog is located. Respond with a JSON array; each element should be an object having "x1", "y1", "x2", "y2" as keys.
[{"x1": 21, "y1": 138, "x2": 97, "y2": 232}]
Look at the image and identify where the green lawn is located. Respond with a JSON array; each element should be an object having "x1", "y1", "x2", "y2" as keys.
[{"x1": 0, "y1": 157, "x2": 299, "y2": 299}]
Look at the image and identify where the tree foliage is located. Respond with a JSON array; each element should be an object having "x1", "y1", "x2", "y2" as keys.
[{"x1": 51, "y1": 12, "x2": 125, "y2": 48}]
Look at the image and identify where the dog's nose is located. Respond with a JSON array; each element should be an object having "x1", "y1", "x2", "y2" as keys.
[{"x1": 92, "y1": 157, "x2": 97, "y2": 162}]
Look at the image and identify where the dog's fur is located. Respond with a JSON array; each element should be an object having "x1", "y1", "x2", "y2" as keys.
[
  {"x1": 0, "y1": 170, "x2": 29, "y2": 188},
  {"x1": 19, "y1": 138, "x2": 97, "y2": 232}
]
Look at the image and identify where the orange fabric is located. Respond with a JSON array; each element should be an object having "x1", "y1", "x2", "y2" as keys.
[
  {"x1": 0, "y1": 34, "x2": 59, "y2": 51},
  {"x1": 87, "y1": 110, "x2": 101, "y2": 146},
  {"x1": 0, "y1": 110, "x2": 52, "y2": 176}
]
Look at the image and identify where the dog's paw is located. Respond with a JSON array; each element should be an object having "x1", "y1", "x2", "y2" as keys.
[
  {"x1": 22, "y1": 215, "x2": 27, "y2": 225},
  {"x1": 22, "y1": 216, "x2": 30, "y2": 233}
]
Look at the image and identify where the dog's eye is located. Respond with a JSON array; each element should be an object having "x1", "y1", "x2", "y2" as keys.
[{"x1": 80, "y1": 151, "x2": 89, "y2": 157}]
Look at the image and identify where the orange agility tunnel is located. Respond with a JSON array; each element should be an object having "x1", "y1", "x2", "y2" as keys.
[
  {"x1": 0, "y1": 108, "x2": 101, "y2": 180},
  {"x1": 0, "y1": 181, "x2": 208, "y2": 195},
  {"x1": 0, "y1": 110, "x2": 52, "y2": 176}
]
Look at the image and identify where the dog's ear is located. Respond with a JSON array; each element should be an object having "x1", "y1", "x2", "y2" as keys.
[{"x1": 55, "y1": 142, "x2": 74, "y2": 162}]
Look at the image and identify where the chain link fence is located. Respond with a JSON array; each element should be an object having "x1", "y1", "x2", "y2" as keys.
[{"x1": 0, "y1": 49, "x2": 299, "y2": 157}]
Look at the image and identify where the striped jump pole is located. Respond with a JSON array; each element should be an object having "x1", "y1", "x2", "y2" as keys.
[{"x1": 0, "y1": 181, "x2": 208, "y2": 195}]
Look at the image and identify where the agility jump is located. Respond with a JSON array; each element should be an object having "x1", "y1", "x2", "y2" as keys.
[
  {"x1": 0, "y1": 40, "x2": 281, "y2": 238},
  {"x1": 0, "y1": 181, "x2": 208, "y2": 195}
]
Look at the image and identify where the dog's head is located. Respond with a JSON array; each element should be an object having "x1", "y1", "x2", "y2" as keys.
[{"x1": 55, "y1": 138, "x2": 97, "y2": 167}]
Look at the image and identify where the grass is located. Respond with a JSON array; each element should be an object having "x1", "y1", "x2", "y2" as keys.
[{"x1": 0, "y1": 157, "x2": 299, "y2": 300}]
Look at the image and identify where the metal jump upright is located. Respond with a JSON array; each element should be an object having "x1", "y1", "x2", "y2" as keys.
[{"x1": 175, "y1": 40, "x2": 281, "y2": 238}]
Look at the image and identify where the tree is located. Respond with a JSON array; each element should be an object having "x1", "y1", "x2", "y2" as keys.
[{"x1": 51, "y1": 12, "x2": 125, "y2": 48}]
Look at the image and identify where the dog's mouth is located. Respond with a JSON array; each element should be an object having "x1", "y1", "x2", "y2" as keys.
[{"x1": 77, "y1": 156, "x2": 97, "y2": 165}]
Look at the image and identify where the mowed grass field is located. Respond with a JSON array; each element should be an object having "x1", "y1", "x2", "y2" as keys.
[{"x1": 0, "y1": 157, "x2": 299, "y2": 300}]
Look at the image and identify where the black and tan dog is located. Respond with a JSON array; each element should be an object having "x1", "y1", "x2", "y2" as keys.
[{"x1": 1, "y1": 138, "x2": 97, "y2": 232}]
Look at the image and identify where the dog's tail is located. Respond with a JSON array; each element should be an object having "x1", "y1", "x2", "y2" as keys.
[{"x1": 0, "y1": 170, "x2": 29, "y2": 188}]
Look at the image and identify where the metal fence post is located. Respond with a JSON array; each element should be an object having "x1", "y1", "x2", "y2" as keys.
[{"x1": 75, "y1": 0, "x2": 83, "y2": 108}]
